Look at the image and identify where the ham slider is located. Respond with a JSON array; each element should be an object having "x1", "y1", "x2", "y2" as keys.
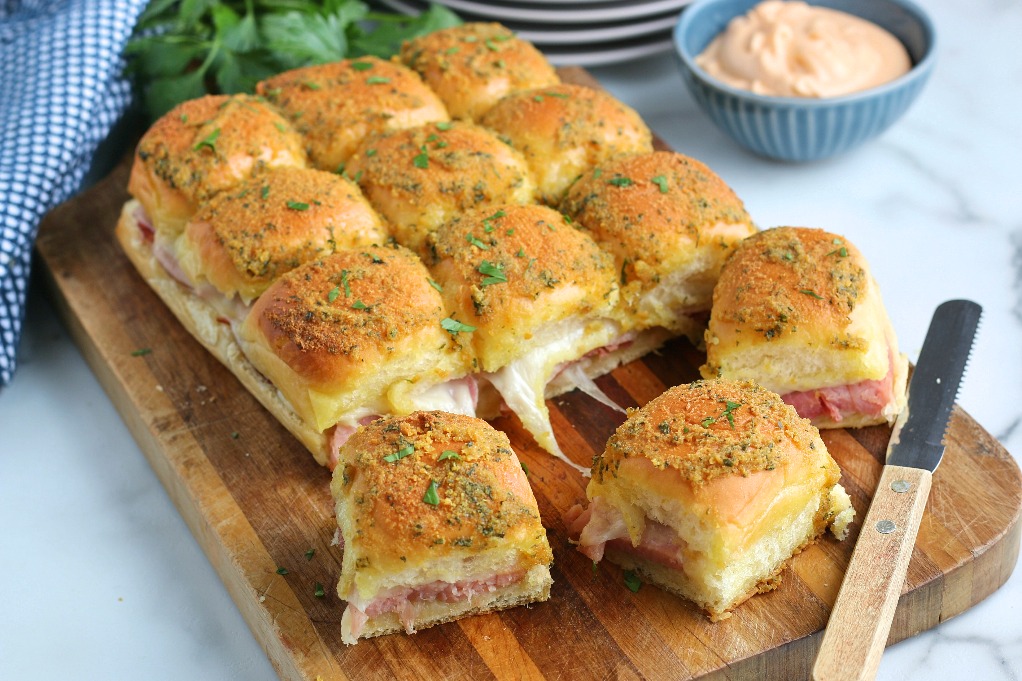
[
  {"x1": 128, "y1": 93, "x2": 308, "y2": 240},
  {"x1": 570, "y1": 379, "x2": 854, "y2": 620},
  {"x1": 561, "y1": 150, "x2": 757, "y2": 344},
  {"x1": 400, "y1": 22, "x2": 561, "y2": 122},
  {"x1": 234, "y1": 246, "x2": 477, "y2": 468},
  {"x1": 701, "y1": 226, "x2": 908, "y2": 428},
  {"x1": 425, "y1": 203, "x2": 622, "y2": 473},
  {"x1": 332, "y1": 410, "x2": 553, "y2": 644},
  {"x1": 344, "y1": 120, "x2": 535, "y2": 255},
  {"x1": 479, "y1": 83, "x2": 653, "y2": 206},
  {"x1": 257, "y1": 56, "x2": 449, "y2": 173}
]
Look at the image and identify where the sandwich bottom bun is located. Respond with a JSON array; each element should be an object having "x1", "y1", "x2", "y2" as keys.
[
  {"x1": 573, "y1": 379, "x2": 854, "y2": 620},
  {"x1": 331, "y1": 411, "x2": 553, "y2": 644}
]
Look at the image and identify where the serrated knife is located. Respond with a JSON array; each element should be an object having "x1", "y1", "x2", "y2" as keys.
[{"x1": 813, "y1": 299, "x2": 982, "y2": 681}]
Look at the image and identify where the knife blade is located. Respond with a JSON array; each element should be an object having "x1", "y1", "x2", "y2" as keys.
[{"x1": 813, "y1": 299, "x2": 981, "y2": 681}]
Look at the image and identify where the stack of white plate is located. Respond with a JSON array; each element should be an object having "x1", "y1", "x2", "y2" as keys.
[{"x1": 378, "y1": 0, "x2": 692, "y2": 66}]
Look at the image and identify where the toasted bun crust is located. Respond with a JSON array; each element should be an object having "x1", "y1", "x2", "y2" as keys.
[
  {"x1": 587, "y1": 379, "x2": 849, "y2": 619},
  {"x1": 257, "y1": 57, "x2": 449, "y2": 172},
  {"x1": 345, "y1": 121, "x2": 535, "y2": 255},
  {"x1": 331, "y1": 410, "x2": 553, "y2": 598},
  {"x1": 479, "y1": 84, "x2": 653, "y2": 205},
  {"x1": 426, "y1": 203, "x2": 619, "y2": 371},
  {"x1": 400, "y1": 22, "x2": 560, "y2": 121},
  {"x1": 115, "y1": 200, "x2": 332, "y2": 464},
  {"x1": 128, "y1": 94, "x2": 308, "y2": 238},
  {"x1": 701, "y1": 227, "x2": 907, "y2": 422},
  {"x1": 236, "y1": 247, "x2": 472, "y2": 433},
  {"x1": 178, "y1": 167, "x2": 388, "y2": 303},
  {"x1": 561, "y1": 151, "x2": 757, "y2": 333}
]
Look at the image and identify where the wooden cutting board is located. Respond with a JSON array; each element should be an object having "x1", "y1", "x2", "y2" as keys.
[{"x1": 35, "y1": 69, "x2": 1021, "y2": 681}]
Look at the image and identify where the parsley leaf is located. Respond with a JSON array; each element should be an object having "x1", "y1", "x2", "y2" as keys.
[
  {"x1": 423, "y1": 480, "x2": 440, "y2": 505},
  {"x1": 623, "y1": 570, "x2": 642, "y2": 593},
  {"x1": 441, "y1": 317, "x2": 476, "y2": 335},
  {"x1": 384, "y1": 445, "x2": 414, "y2": 463},
  {"x1": 477, "y1": 260, "x2": 507, "y2": 286}
]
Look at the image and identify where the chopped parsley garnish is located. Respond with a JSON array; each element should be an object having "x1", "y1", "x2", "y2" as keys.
[
  {"x1": 231, "y1": 431, "x2": 240, "y2": 439},
  {"x1": 131, "y1": 348, "x2": 152, "y2": 357},
  {"x1": 608, "y1": 176, "x2": 634, "y2": 188},
  {"x1": 286, "y1": 200, "x2": 309, "y2": 211},
  {"x1": 516, "y1": 248, "x2": 526, "y2": 258},
  {"x1": 441, "y1": 317, "x2": 476, "y2": 335},
  {"x1": 651, "y1": 175, "x2": 669, "y2": 193},
  {"x1": 304, "y1": 548, "x2": 316, "y2": 561},
  {"x1": 827, "y1": 246, "x2": 849, "y2": 257},
  {"x1": 520, "y1": 461, "x2": 529, "y2": 477},
  {"x1": 341, "y1": 270, "x2": 352, "y2": 297},
  {"x1": 351, "y1": 61, "x2": 374, "y2": 71},
  {"x1": 327, "y1": 286, "x2": 340, "y2": 303},
  {"x1": 313, "y1": 582, "x2": 325, "y2": 598},
  {"x1": 701, "y1": 416, "x2": 716, "y2": 428},
  {"x1": 413, "y1": 146, "x2": 429, "y2": 169},
  {"x1": 477, "y1": 260, "x2": 507, "y2": 286},
  {"x1": 436, "y1": 121, "x2": 453, "y2": 131},
  {"x1": 427, "y1": 278, "x2": 443, "y2": 293},
  {"x1": 192, "y1": 127, "x2": 220, "y2": 152},
  {"x1": 465, "y1": 233, "x2": 489, "y2": 250},
  {"x1": 352, "y1": 300, "x2": 369, "y2": 310},
  {"x1": 721, "y1": 400, "x2": 741, "y2": 428},
  {"x1": 423, "y1": 480, "x2": 440, "y2": 505},
  {"x1": 275, "y1": 567, "x2": 289, "y2": 576},
  {"x1": 800, "y1": 289, "x2": 824, "y2": 300},
  {"x1": 260, "y1": 185, "x2": 269, "y2": 199},
  {"x1": 363, "y1": 252, "x2": 383, "y2": 264},
  {"x1": 623, "y1": 570, "x2": 642, "y2": 593},
  {"x1": 303, "y1": 80, "x2": 321, "y2": 90},
  {"x1": 438, "y1": 450, "x2": 460, "y2": 461},
  {"x1": 365, "y1": 148, "x2": 377, "y2": 157},
  {"x1": 384, "y1": 444, "x2": 414, "y2": 463},
  {"x1": 366, "y1": 75, "x2": 390, "y2": 84}
]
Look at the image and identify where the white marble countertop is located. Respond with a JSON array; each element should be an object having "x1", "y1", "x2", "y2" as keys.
[{"x1": 2, "y1": 0, "x2": 1020, "y2": 678}]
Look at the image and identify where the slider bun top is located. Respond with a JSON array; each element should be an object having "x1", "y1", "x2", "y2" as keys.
[
  {"x1": 561, "y1": 151, "x2": 757, "y2": 330},
  {"x1": 257, "y1": 56, "x2": 449, "y2": 173},
  {"x1": 178, "y1": 167, "x2": 388, "y2": 303},
  {"x1": 128, "y1": 94, "x2": 307, "y2": 238},
  {"x1": 345, "y1": 121, "x2": 535, "y2": 255},
  {"x1": 400, "y1": 22, "x2": 560, "y2": 122},
  {"x1": 479, "y1": 83, "x2": 653, "y2": 205},
  {"x1": 590, "y1": 379, "x2": 841, "y2": 549},
  {"x1": 237, "y1": 246, "x2": 471, "y2": 432},
  {"x1": 331, "y1": 410, "x2": 552, "y2": 596},
  {"x1": 427, "y1": 203, "x2": 618, "y2": 371},
  {"x1": 702, "y1": 226, "x2": 899, "y2": 395}
]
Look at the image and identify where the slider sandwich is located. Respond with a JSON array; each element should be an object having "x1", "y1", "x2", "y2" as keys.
[
  {"x1": 701, "y1": 226, "x2": 908, "y2": 428},
  {"x1": 345, "y1": 120, "x2": 535, "y2": 255},
  {"x1": 128, "y1": 93, "x2": 308, "y2": 240},
  {"x1": 400, "y1": 22, "x2": 561, "y2": 122},
  {"x1": 332, "y1": 410, "x2": 553, "y2": 644},
  {"x1": 561, "y1": 150, "x2": 758, "y2": 344},
  {"x1": 235, "y1": 246, "x2": 478, "y2": 468},
  {"x1": 479, "y1": 83, "x2": 654, "y2": 206},
  {"x1": 425, "y1": 203, "x2": 624, "y2": 473},
  {"x1": 257, "y1": 56, "x2": 449, "y2": 173},
  {"x1": 570, "y1": 379, "x2": 854, "y2": 620}
]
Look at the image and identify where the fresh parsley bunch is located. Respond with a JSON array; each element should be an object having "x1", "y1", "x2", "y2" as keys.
[{"x1": 125, "y1": 0, "x2": 461, "y2": 120}]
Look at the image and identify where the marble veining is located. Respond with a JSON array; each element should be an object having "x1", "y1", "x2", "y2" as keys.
[{"x1": 2, "y1": 0, "x2": 1020, "y2": 677}]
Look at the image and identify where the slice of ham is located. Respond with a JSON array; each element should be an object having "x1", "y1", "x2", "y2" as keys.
[
  {"x1": 570, "y1": 497, "x2": 685, "y2": 570},
  {"x1": 780, "y1": 348, "x2": 896, "y2": 423},
  {"x1": 344, "y1": 570, "x2": 523, "y2": 639}
]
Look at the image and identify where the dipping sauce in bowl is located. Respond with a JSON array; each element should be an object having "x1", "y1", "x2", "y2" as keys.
[{"x1": 695, "y1": 0, "x2": 911, "y2": 97}]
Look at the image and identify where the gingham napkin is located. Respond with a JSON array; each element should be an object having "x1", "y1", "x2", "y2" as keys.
[{"x1": 0, "y1": 0, "x2": 148, "y2": 386}]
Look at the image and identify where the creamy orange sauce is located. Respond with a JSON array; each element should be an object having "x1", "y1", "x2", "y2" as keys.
[{"x1": 696, "y1": 0, "x2": 911, "y2": 98}]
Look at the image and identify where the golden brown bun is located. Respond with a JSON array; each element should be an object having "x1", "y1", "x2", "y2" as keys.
[
  {"x1": 257, "y1": 57, "x2": 449, "y2": 172},
  {"x1": 128, "y1": 94, "x2": 308, "y2": 238},
  {"x1": 331, "y1": 411, "x2": 553, "y2": 643},
  {"x1": 479, "y1": 83, "x2": 653, "y2": 205},
  {"x1": 426, "y1": 203, "x2": 619, "y2": 372},
  {"x1": 586, "y1": 379, "x2": 853, "y2": 620},
  {"x1": 345, "y1": 121, "x2": 535, "y2": 255},
  {"x1": 561, "y1": 151, "x2": 757, "y2": 337},
  {"x1": 400, "y1": 22, "x2": 560, "y2": 121},
  {"x1": 701, "y1": 226, "x2": 908, "y2": 427},
  {"x1": 178, "y1": 167, "x2": 389, "y2": 303},
  {"x1": 236, "y1": 247, "x2": 473, "y2": 433},
  {"x1": 115, "y1": 200, "x2": 331, "y2": 464}
]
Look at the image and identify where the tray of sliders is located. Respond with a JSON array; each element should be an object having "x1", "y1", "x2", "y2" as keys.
[{"x1": 35, "y1": 22, "x2": 1021, "y2": 681}]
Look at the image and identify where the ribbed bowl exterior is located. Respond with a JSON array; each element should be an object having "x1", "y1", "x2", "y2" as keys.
[{"x1": 673, "y1": 0, "x2": 936, "y2": 162}]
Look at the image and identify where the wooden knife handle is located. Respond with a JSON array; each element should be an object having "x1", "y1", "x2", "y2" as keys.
[{"x1": 812, "y1": 464, "x2": 933, "y2": 681}]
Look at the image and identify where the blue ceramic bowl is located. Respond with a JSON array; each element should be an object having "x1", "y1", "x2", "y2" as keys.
[{"x1": 673, "y1": 0, "x2": 936, "y2": 161}]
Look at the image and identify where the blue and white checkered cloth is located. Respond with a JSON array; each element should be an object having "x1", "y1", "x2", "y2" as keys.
[{"x1": 0, "y1": 0, "x2": 148, "y2": 386}]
